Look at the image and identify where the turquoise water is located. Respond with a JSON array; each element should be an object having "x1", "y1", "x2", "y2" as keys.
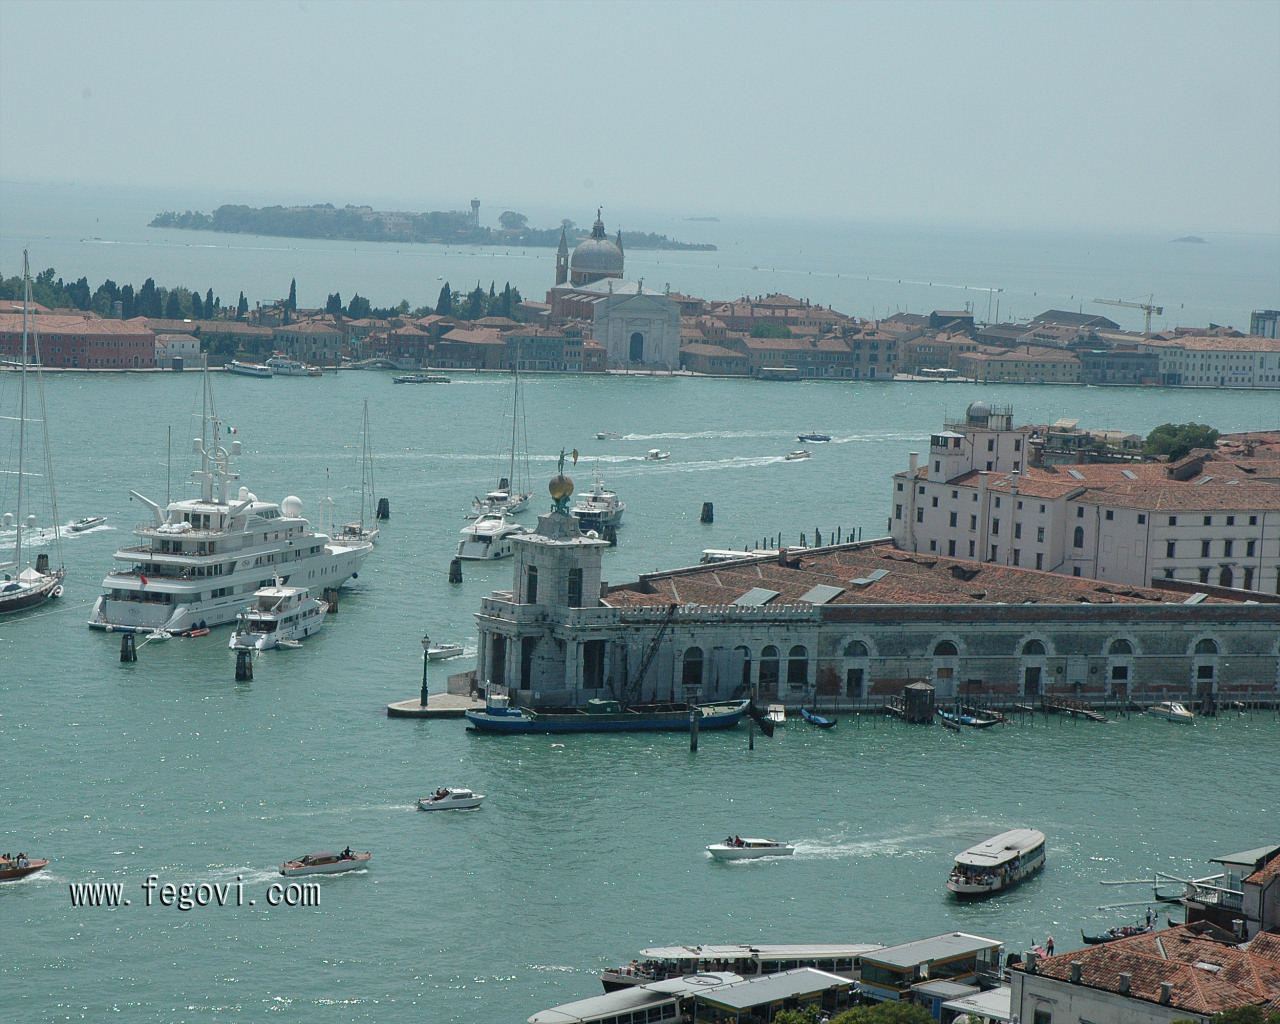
[{"x1": 2, "y1": 370, "x2": 1278, "y2": 1023}]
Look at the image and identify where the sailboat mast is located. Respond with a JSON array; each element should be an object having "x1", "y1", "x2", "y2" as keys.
[
  {"x1": 360, "y1": 399, "x2": 372, "y2": 530},
  {"x1": 508, "y1": 350, "x2": 519, "y2": 487},
  {"x1": 13, "y1": 251, "x2": 30, "y2": 569}
]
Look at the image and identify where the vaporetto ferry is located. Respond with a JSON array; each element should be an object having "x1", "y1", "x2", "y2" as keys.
[
  {"x1": 88, "y1": 376, "x2": 370, "y2": 633},
  {"x1": 599, "y1": 942, "x2": 883, "y2": 991},
  {"x1": 945, "y1": 828, "x2": 1046, "y2": 899}
]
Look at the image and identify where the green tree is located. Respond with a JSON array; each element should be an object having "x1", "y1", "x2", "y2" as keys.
[
  {"x1": 829, "y1": 1003, "x2": 935, "y2": 1024},
  {"x1": 772, "y1": 1009, "x2": 821, "y2": 1024},
  {"x1": 325, "y1": 292, "x2": 343, "y2": 316},
  {"x1": 287, "y1": 278, "x2": 297, "y2": 311},
  {"x1": 463, "y1": 282, "x2": 486, "y2": 320},
  {"x1": 236, "y1": 291, "x2": 248, "y2": 320},
  {"x1": 165, "y1": 291, "x2": 183, "y2": 318},
  {"x1": 191, "y1": 290, "x2": 204, "y2": 319},
  {"x1": 205, "y1": 288, "x2": 216, "y2": 315},
  {"x1": 1144, "y1": 422, "x2": 1219, "y2": 462},
  {"x1": 120, "y1": 283, "x2": 136, "y2": 319},
  {"x1": 435, "y1": 282, "x2": 453, "y2": 316},
  {"x1": 751, "y1": 321, "x2": 793, "y2": 338},
  {"x1": 498, "y1": 210, "x2": 528, "y2": 231},
  {"x1": 347, "y1": 293, "x2": 372, "y2": 319}
]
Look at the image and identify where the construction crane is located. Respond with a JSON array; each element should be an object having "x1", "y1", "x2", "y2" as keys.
[{"x1": 1094, "y1": 295, "x2": 1164, "y2": 339}]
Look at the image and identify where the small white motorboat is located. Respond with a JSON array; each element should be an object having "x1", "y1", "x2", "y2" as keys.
[
  {"x1": 1148, "y1": 701, "x2": 1195, "y2": 724},
  {"x1": 784, "y1": 449, "x2": 811, "y2": 461},
  {"x1": 69, "y1": 515, "x2": 107, "y2": 532},
  {"x1": 644, "y1": 449, "x2": 670, "y2": 461},
  {"x1": 279, "y1": 849, "x2": 371, "y2": 876},
  {"x1": 766, "y1": 704, "x2": 787, "y2": 724},
  {"x1": 417, "y1": 787, "x2": 485, "y2": 811},
  {"x1": 706, "y1": 837, "x2": 795, "y2": 861},
  {"x1": 427, "y1": 642, "x2": 464, "y2": 661},
  {"x1": 596, "y1": 431, "x2": 622, "y2": 440}
]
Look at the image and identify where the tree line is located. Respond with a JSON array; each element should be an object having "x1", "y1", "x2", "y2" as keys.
[{"x1": 0, "y1": 267, "x2": 526, "y2": 325}]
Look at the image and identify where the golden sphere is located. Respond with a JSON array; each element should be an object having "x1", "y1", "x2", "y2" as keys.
[{"x1": 549, "y1": 474, "x2": 574, "y2": 500}]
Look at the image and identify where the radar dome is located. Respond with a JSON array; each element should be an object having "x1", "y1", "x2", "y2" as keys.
[{"x1": 281, "y1": 496, "x2": 303, "y2": 516}]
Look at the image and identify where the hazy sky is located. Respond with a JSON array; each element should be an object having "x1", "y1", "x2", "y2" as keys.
[{"x1": 2, "y1": 0, "x2": 1278, "y2": 234}]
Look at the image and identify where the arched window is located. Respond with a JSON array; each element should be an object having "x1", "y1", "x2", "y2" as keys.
[
  {"x1": 629, "y1": 332, "x2": 644, "y2": 362},
  {"x1": 735, "y1": 645, "x2": 751, "y2": 689},
  {"x1": 1073, "y1": 526, "x2": 1084, "y2": 548},
  {"x1": 758, "y1": 645, "x2": 780, "y2": 695},
  {"x1": 844, "y1": 640, "x2": 869, "y2": 658},
  {"x1": 1194, "y1": 638, "x2": 1218, "y2": 655},
  {"x1": 787, "y1": 645, "x2": 808, "y2": 690},
  {"x1": 1108, "y1": 638, "x2": 1133, "y2": 656},
  {"x1": 682, "y1": 647, "x2": 703, "y2": 688},
  {"x1": 1022, "y1": 639, "x2": 1046, "y2": 656},
  {"x1": 933, "y1": 640, "x2": 958, "y2": 657},
  {"x1": 1219, "y1": 567, "x2": 1234, "y2": 588}
]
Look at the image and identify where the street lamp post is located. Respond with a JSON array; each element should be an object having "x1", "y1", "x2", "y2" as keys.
[{"x1": 420, "y1": 635, "x2": 430, "y2": 708}]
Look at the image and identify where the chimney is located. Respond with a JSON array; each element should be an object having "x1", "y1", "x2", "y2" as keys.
[
  {"x1": 1025, "y1": 952, "x2": 1038, "y2": 974},
  {"x1": 1232, "y1": 918, "x2": 1245, "y2": 938},
  {"x1": 1070, "y1": 961, "x2": 1082, "y2": 984},
  {"x1": 909, "y1": 452, "x2": 919, "y2": 475},
  {"x1": 1118, "y1": 973, "x2": 1131, "y2": 995},
  {"x1": 777, "y1": 547, "x2": 788, "y2": 567},
  {"x1": 1159, "y1": 981, "x2": 1173, "y2": 1005}
]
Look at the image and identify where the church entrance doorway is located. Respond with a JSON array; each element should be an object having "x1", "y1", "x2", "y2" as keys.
[{"x1": 629, "y1": 332, "x2": 644, "y2": 362}]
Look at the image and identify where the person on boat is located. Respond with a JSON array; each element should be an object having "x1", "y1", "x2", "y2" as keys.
[
  {"x1": 733, "y1": 835, "x2": 742, "y2": 847},
  {"x1": 341, "y1": 846, "x2": 353, "y2": 859},
  {"x1": 724, "y1": 835, "x2": 733, "y2": 846},
  {"x1": 1146, "y1": 906, "x2": 1154, "y2": 926}
]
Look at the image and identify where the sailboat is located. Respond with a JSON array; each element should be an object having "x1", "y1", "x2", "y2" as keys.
[
  {"x1": 1, "y1": 251, "x2": 67, "y2": 615},
  {"x1": 337, "y1": 399, "x2": 379, "y2": 543},
  {"x1": 471, "y1": 351, "x2": 532, "y2": 517}
]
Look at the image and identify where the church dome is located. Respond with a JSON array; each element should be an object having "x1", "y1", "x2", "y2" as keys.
[{"x1": 570, "y1": 210, "x2": 623, "y2": 282}]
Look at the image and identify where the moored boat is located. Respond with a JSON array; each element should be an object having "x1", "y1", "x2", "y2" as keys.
[
  {"x1": 800, "y1": 707, "x2": 836, "y2": 728},
  {"x1": 87, "y1": 368, "x2": 371, "y2": 634},
  {"x1": 225, "y1": 359, "x2": 272, "y2": 378},
  {"x1": 706, "y1": 837, "x2": 795, "y2": 861},
  {"x1": 1081, "y1": 922, "x2": 1155, "y2": 944},
  {"x1": 279, "y1": 849, "x2": 370, "y2": 876},
  {"x1": 1148, "y1": 701, "x2": 1195, "y2": 724},
  {"x1": 570, "y1": 470, "x2": 625, "y2": 531},
  {"x1": 465, "y1": 693, "x2": 750, "y2": 734},
  {"x1": 228, "y1": 583, "x2": 327, "y2": 651},
  {"x1": 946, "y1": 828, "x2": 1046, "y2": 898},
  {"x1": 0, "y1": 853, "x2": 49, "y2": 881},
  {"x1": 457, "y1": 512, "x2": 529, "y2": 560},
  {"x1": 417, "y1": 787, "x2": 485, "y2": 811},
  {"x1": 265, "y1": 355, "x2": 320, "y2": 376}
]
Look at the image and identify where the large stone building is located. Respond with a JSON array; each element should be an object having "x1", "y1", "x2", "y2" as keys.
[
  {"x1": 0, "y1": 312, "x2": 156, "y2": 369},
  {"x1": 891, "y1": 403, "x2": 1280, "y2": 595},
  {"x1": 466, "y1": 475, "x2": 1279, "y2": 711},
  {"x1": 546, "y1": 211, "x2": 681, "y2": 370}
]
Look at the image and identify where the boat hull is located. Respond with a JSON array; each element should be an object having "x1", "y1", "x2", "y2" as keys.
[
  {"x1": 706, "y1": 842, "x2": 794, "y2": 861},
  {"x1": 0, "y1": 858, "x2": 49, "y2": 881},
  {"x1": 465, "y1": 700, "x2": 749, "y2": 734},
  {"x1": 0, "y1": 570, "x2": 65, "y2": 615},
  {"x1": 279, "y1": 853, "x2": 371, "y2": 876},
  {"x1": 417, "y1": 794, "x2": 484, "y2": 810}
]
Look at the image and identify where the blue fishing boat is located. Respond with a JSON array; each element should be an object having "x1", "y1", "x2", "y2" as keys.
[{"x1": 465, "y1": 693, "x2": 750, "y2": 734}]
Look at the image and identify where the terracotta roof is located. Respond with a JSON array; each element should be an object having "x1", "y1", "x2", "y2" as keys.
[
  {"x1": 0, "y1": 313, "x2": 154, "y2": 336},
  {"x1": 1027, "y1": 923, "x2": 1280, "y2": 1016},
  {"x1": 1246, "y1": 849, "x2": 1280, "y2": 887},
  {"x1": 601, "y1": 540, "x2": 1236, "y2": 610},
  {"x1": 1143, "y1": 335, "x2": 1280, "y2": 353},
  {"x1": 440, "y1": 327, "x2": 504, "y2": 345}
]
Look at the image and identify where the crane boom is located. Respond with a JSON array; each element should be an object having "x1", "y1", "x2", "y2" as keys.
[{"x1": 1094, "y1": 295, "x2": 1164, "y2": 339}]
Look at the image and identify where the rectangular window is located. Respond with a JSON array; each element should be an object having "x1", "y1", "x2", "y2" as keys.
[
  {"x1": 1204, "y1": 515, "x2": 1212, "y2": 526},
  {"x1": 568, "y1": 568, "x2": 583, "y2": 607},
  {"x1": 1138, "y1": 513, "x2": 1146, "y2": 524},
  {"x1": 1249, "y1": 514, "x2": 1258, "y2": 525},
  {"x1": 1244, "y1": 567, "x2": 1254, "y2": 590},
  {"x1": 934, "y1": 461, "x2": 941, "y2": 473},
  {"x1": 1247, "y1": 539, "x2": 1256, "y2": 556},
  {"x1": 951, "y1": 490, "x2": 958, "y2": 499},
  {"x1": 895, "y1": 504, "x2": 902, "y2": 520},
  {"x1": 1105, "y1": 510, "x2": 1114, "y2": 520},
  {"x1": 990, "y1": 545, "x2": 998, "y2": 561},
  {"x1": 1037, "y1": 526, "x2": 1045, "y2": 542},
  {"x1": 1015, "y1": 439, "x2": 1022, "y2": 451},
  {"x1": 949, "y1": 512, "x2": 957, "y2": 527},
  {"x1": 896, "y1": 482, "x2": 903, "y2": 491},
  {"x1": 968, "y1": 540, "x2": 975, "y2": 557},
  {"x1": 1015, "y1": 522, "x2": 1022, "y2": 539},
  {"x1": 1012, "y1": 548, "x2": 1020, "y2": 566},
  {"x1": 992, "y1": 518, "x2": 1000, "y2": 535},
  {"x1": 1164, "y1": 568, "x2": 1175, "y2": 579},
  {"x1": 916, "y1": 507, "x2": 924, "y2": 523},
  {"x1": 1226, "y1": 515, "x2": 1235, "y2": 525},
  {"x1": 1166, "y1": 540, "x2": 1176, "y2": 558},
  {"x1": 994, "y1": 497, "x2": 1001, "y2": 508},
  {"x1": 1199, "y1": 567, "x2": 1210, "y2": 583},
  {"x1": 1224, "y1": 539, "x2": 1233, "y2": 557},
  {"x1": 932, "y1": 496, "x2": 939, "y2": 507},
  {"x1": 918, "y1": 485, "x2": 926, "y2": 495},
  {"x1": 1201, "y1": 540, "x2": 1211, "y2": 558},
  {"x1": 929, "y1": 540, "x2": 937, "y2": 551},
  {"x1": 1169, "y1": 515, "x2": 1177, "y2": 526},
  {"x1": 1072, "y1": 566, "x2": 1081, "y2": 577},
  {"x1": 970, "y1": 514, "x2": 977, "y2": 529},
  {"x1": 987, "y1": 439, "x2": 995, "y2": 451},
  {"x1": 1040, "y1": 504, "x2": 1046, "y2": 513},
  {"x1": 948, "y1": 540, "x2": 956, "y2": 556},
  {"x1": 1077, "y1": 507, "x2": 1085, "y2": 518},
  {"x1": 1035, "y1": 552, "x2": 1043, "y2": 569}
]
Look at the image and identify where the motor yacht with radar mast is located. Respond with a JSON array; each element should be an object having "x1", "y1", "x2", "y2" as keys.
[{"x1": 88, "y1": 370, "x2": 371, "y2": 633}]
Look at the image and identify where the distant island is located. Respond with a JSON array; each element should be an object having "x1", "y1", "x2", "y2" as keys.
[
  {"x1": 149, "y1": 204, "x2": 716, "y2": 251},
  {"x1": 1171, "y1": 235, "x2": 1207, "y2": 243}
]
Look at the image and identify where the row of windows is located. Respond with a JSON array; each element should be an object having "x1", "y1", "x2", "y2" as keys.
[{"x1": 843, "y1": 637, "x2": 1220, "y2": 658}]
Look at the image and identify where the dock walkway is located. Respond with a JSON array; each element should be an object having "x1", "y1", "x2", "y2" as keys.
[{"x1": 387, "y1": 692, "x2": 483, "y2": 719}]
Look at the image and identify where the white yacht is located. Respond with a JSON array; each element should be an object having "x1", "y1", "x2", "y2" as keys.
[
  {"x1": 570, "y1": 470, "x2": 625, "y2": 532},
  {"x1": 265, "y1": 354, "x2": 320, "y2": 376},
  {"x1": 457, "y1": 513, "x2": 528, "y2": 560},
  {"x1": 228, "y1": 583, "x2": 328, "y2": 651},
  {"x1": 706, "y1": 837, "x2": 795, "y2": 861},
  {"x1": 1148, "y1": 701, "x2": 1195, "y2": 724},
  {"x1": 225, "y1": 359, "x2": 271, "y2": 378},
  {"x1": 88, "y1": 372, "x2": 372, "y2": 633}
]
